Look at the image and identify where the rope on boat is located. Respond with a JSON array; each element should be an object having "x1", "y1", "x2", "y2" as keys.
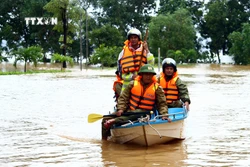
[
  {"x1": 120, "y1": 120, "x2": 136, "y2": 127},
  {"x1": 148, "y1": 121, "x2": 162, "y2": 138},
  {"x1": 148, "y1": 107, "x2": 187, "y2": 138},
  {"x1": 138, "y1": 115, "x2": 162, "y2": 138}
]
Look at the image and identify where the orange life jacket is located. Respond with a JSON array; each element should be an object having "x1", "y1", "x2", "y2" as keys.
[
  {"x1": 120, "y1": 41, "x2": 147, "y2": 74},
  {"x1": 129, "y1": 76, "x2": 158, "y2": 110},
  {"x1": 113, "y1": 75, "x2": 123, "y2": 102},
  {"x1": 113, "y1": 75, "x2": 123, "y2": 91},
  {"x1": 159, "y1": 72, "x2": 179, "y2": 104}
]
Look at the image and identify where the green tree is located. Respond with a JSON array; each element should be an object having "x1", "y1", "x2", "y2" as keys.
[
  {"x1": 12, "y1": 46, "x2": 43, "y2": 72},
  {"x1": 185, "y1": 48, "x2": 198, "y2": 63},
  {"x1": 158, "y1": 0, "x2": 204, "y2": 35},
  {"x1": 93, "y1": 0, "x2": 156, "y2": 37},
  {"x1": 158, "y1": 0, "x2": 204, "y2": 56},
  {"x1": 228, "y1": 23, "x2": 250, "y2": 65},
  {"x1": 51, "y1": 53, "x2": 74, "y2": 70},
  {"x1": 0, "y1": 0, "x2": 59, "y2": 54},
  {"x1": 159, "y1": 0, "x2": 186, "y2": 14},
  {"x1": 0, "y1": 47, "x2": 8, "y2": 62},
  {"x1": 174, "y1": 50, "x2": 185, "y2": 63},
  {"x1": 226, "y1": 0, "x2": 250, "y2": 33},
  {"x1": 64, "y1": 0, "x2": 100, "y2": 67},
  {"x1": 202, "y1": 0, "x2": 228, "y2": 64},
  {"x1": 201, "y1": 0, "x2": 250, "y2": 64},
  {"x1": 44, "y1": 0, "x2": 80, "y2": 68},
  {"x1": 165, "y1": 49, "x2": 197, "y2": 63},
  {"x1": 0, "y1": 0, "x2": 26, "y2": 50},
  {"x1": 149, "y1": 9, "x2": 196, "y2": 61},
  {"x1": 90, "y1": 44, "x2": 121, "y2": 67},
  {"x1": 90, "y1": 25, "x2": 123, "y2": 47}
]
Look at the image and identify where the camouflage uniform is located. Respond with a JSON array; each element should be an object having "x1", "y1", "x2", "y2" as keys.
[
  {"x1": 115, "y1": 80, "x2": 168, "y2": 123},
  {"x1": 102, "y1": 79, "x2": 168, "y2": 139},
  {"x1": 118, "y1": 49, "x2": 154, "y2": 92},
  {"x1": 171, "y1": 78, "x2": 191, "y2": 107},
  {"x1": 157, "y1": 76, "x2": 191, "y2": 108},
  {"x1": 159, "y1": 57, "x2": 191, "y2": 108}
]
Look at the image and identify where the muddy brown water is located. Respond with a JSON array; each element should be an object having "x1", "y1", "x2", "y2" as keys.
[{"x1": 0, "y1": 63, "x2": 250, "y2": 166}]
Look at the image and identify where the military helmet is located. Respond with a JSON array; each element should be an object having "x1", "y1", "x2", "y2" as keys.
[
  {"x1": 162, "y1": 58, "x2": 177, "y2": 72},
  {"x1": 138, "y1": 64, "x2": 156, "y2": 75},
  {"x1": 127, "y1": 28, "x2": 142, "y2": 40}
]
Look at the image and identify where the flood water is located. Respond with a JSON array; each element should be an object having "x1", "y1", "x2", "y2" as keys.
[{"x1": 0, "y1": 63, "x2": 250, "y2": 167}]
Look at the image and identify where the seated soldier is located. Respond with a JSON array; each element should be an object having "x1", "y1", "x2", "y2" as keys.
[
  {"x1": 158, "y1": 58, "x2": 191, "y2": 111},
  {"x1": 103, "y1": 64, "x2": 171, "y2": 139}
]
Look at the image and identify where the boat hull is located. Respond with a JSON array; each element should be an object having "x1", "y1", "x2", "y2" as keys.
[{"x1": 108, "y1": 107, "x2": 187, "y2": 146}]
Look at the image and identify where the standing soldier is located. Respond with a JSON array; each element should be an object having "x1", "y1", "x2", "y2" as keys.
[{"x1": 117, "y1": 28, "x2": 154, "y2": 92}]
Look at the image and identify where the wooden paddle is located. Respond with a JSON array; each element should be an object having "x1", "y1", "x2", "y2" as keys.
[
  {"x1": 88, "y1": 111, "x2": 151, "y2": 123},
  {"x1": 139, "y1": 28, "x2": 149, "y2": 69}
]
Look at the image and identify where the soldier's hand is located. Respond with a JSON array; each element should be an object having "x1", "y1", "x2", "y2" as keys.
[
  {"x1": 184, "y1": 101, "x2": 190, "y2": 111},
  {"x1": 116, "y1": 110, "x2": 123, "y2": 116},
  {"x1": 162, "y1": 116, "x2": 171, "y2": 122},
  {"x1": 143, "y1": 41, "x2": 149, "y2": 52},
  {"x1": 132, "y1": 74, "x2": 137, "y2": 80}
]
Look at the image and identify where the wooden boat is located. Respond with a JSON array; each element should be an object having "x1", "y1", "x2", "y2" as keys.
[{"x1": 108, "y1": 107, "x2": 188, "y2": 146}]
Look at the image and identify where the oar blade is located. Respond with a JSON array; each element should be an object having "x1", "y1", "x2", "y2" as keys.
[
  {"x1": 88, "y1": 111, "x2": 151, "y2": 123},
  {"x1": 88, "y1": 113, "x2": 103, "y2": 123}
]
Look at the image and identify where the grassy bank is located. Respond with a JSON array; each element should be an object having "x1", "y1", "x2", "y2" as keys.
[{"x1": 0, "y1": 69, "x2": 70, "y2": 75}]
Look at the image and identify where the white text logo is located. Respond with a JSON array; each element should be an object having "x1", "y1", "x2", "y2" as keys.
[{"x1": 25, "y1": 17, "x2": 58, "y2": 25}]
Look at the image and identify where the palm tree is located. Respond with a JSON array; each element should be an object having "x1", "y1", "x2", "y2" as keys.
[{"x1": 13, "y1": 46, "x2": 43, "y2": 72}]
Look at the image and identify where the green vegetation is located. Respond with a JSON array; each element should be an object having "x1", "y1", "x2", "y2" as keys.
[
  {"x1": 90, "y1": 44, "x2": 121, "y2": 67},
  {"x1": 149, "y1": 9, "x2": 197, "y2": 63},
  {"x1": 0, "y1": 69, "x2": 69, "y2": 75},
  {"x1": 51, "y1": 53, "x2": 74, "y2": 70},
  {"x1": 228, "y1": 23, "x2": 250, "y2": 65},
  {"x1": 1, "y1": 0, "x2": 250, "y2": 69},
  {"x1": 12, "y1": 46, "x2": 43, "y2": 72}
]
